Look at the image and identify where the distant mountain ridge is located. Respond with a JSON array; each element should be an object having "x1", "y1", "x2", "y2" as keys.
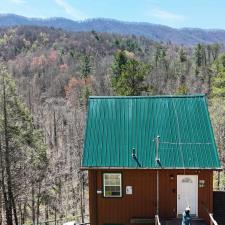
[{"x1": 1, "y1": 14, "x2": 225, "y2": 46}]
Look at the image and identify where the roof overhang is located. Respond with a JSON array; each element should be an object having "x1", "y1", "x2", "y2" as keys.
[{"x1": 80, "y1": 166, "x2": 223, "y2": 171}]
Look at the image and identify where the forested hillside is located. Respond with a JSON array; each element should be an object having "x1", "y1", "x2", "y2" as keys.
[
  {"x1": 0, "y1": 26, "x2": 225, "y2": 224},
  {"x1": 2, "y1": 14, "x2": 225, "y2": 46}
]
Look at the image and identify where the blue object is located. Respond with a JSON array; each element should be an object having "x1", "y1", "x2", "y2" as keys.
[{"x1": 182, "y1": 211, "x2": 191, "y2": 225}]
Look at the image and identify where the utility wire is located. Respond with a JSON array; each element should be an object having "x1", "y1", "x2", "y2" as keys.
[
  {"x1": 169, "y1": 94, "x2": 190, "y2": 209},
  {"x1": 161, "y1": 141, "x2": 212, "y2": 145}
]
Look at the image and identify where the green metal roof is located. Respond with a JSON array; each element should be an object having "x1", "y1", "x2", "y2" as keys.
[{"x1": 82, "y1": 95, "x2": 221, "y2": 169}]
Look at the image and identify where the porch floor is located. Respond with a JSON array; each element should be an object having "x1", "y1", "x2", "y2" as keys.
[
  {"x1": 161, "y1": 218, "x2": 205, "y2": 225},
  {"x1": 130, "y1": 217, "x2": 205, "y2": 225}
]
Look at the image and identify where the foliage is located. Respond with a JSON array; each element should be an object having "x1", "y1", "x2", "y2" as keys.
[
  {"x1": 0, "y1": 65, "x2": 47, "y2": 225},
  {"x1": 80, "y1": 55, "x2": 91, "y2": 81},
  {"x1": 176, "y1": 85, "x2": 188, "y2": 95},
  {"x1": 211, "y1": 54, "x2": 225, "y2": 97},
  {"x1": 0, "y1": 26, "x2": 224, "y2": 223},
  {"x1": 111, "y1": 51, "x2": 151, "y2": 95}
]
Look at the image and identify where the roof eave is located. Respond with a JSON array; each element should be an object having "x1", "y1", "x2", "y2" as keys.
[{"x1": 80, "y1": 166, "x2": 222, "y2": 171}]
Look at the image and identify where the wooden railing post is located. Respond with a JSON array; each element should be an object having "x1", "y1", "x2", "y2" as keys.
[
  {"x1": 210, "y1": 214, "x2": 213, "y2": 225},
  {"x1": 155, "y1": 215, "x2": 161, "y2": 225},
  {"x1": 209, "y1": 213, "x2": 218, "y2": 225},
  {"x1": 210, "y1": 213, "x2": 213, "y2": 225}
]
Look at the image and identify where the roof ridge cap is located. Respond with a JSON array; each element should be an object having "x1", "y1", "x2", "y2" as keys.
[{"x1": 89, "y1": 94, "x2": 205, "y2": 99}]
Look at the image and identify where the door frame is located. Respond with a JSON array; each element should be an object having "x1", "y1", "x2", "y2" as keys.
[{"x1": 177, "y1": 175, "x2": 198, "y2": 217}]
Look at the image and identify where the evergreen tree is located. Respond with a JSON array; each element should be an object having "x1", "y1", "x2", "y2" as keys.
[
  {"x1": 111, "y1": 51, "x2": 151, "y2": 96},
  {"x1": 195, "y1": 44, "x2": 203, "y2": 68},
  {"x1": 111, "y1": 50, "x2": 128, "y2": 79},
  {"x1": 80, "y1": 55, "x2": 91, "y2": 84},
  {"x1": 179, "y1": 47, "x2": 187, "y2": 63},
  {"x1": 211, "y1": 43, "x2": 220, "y2": 61},
  {"x1": 210, "y1": 54, "x2": 225, "y2": 187},
  {"x1": 80, "y1": 54, "x2": 92, "y2": 106},
  {"x1": 0, "y1": 65, "x2": 47, "y2": 225}
]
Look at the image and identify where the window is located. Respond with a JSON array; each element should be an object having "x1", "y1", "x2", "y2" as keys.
[
  {"x1": 182, "y1": 177, "x2": 193, "y2": 183},
  {"x1": 103, "y1": 173, "x2": 122, "y2": 197}
]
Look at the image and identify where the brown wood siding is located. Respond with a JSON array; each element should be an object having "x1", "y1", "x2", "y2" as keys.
[
  {"x1": 89, "y1": 170, "x2": 98, "y2": 225},
  {"x1": 198, "y1": 170, "x2": 213, "y2": 224},
  {"x1": 158, "y1": 170, "x2": 213, "y2": 223},
  {"x1": 88, "y1": 169, "x2": 213, "y2": 225}
]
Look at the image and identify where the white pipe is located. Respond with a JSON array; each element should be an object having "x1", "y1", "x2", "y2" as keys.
[
  {"x1": 156, "y1": 136, "x2": 160, "y2": 216},
  {"x1": 155, "y1": 215, "x2": 161, "y2": 225},
  {"x1": 156, "y1": 170, "x2": 159, "y2": 215},
  {"x1": 209, "y1": 213, "x2": 218, "y2": 225}
]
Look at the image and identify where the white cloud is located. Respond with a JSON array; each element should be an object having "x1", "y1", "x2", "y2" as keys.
[
  {"x1": 151, "y1": 9, "x2": 185, "y2": 22},
  {"x1": 10, "y1": 0, "x2": 26, "y2": 4},
  {"x1": 53, "y1": 0, "x2": 86, "y2": 20}
]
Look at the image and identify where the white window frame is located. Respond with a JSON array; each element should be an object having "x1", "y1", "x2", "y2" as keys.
[{"x1": 103, "y1": 173, "x2": 122, "y2": 197}]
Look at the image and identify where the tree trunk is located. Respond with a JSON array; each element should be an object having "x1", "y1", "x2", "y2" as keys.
[
  {"x1": 19, "y1": 202, "x2": 23, "y2": 225},
  {"x1": 36, "y1": 183, "x2": 41, "y2": 225},
  {"x1": 0, "y1": 191, "x2": 2, "y2": 225},
  {"x1": 0, "y1": 141, "x2": 2, "y2": 225},
  {"x1": 53, "y1": 111, "x2": 57, "y2": 148},
  {"x1": 32, "y1": 185, "x2": 35, "y2": 225},
  {"x1": 208, "y1": 70, "x2": 212, "y2": 96},
  {"x1": 11, "y1": 193, "x2": 19, "y2": 225},
  {"x1": 0, "y1": 142, "x2": 3, "y2": 225},
  {"x1": 2, "y1": 75, "x2": 14, "y2": 225},
  {"x1": 0, "y1": 140, "x2": 11, "y2": 225},
  {"x1": 21, "y1": 202, "x2": 27, "y2": 225},
  {"x1": 80, "y1": 172, "x2": 84, "y2": 224},
  {"x1": 217, "y1": 171, "x2": 220, "y2": 190},
  {"x1": 54, "y1": 208, "x2": 57, "y2": 225},
  {"x1": 45, "y1": 201, "x2": 49, "y2": 225}
]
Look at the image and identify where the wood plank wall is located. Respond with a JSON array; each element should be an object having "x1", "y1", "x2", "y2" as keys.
[{"x1": 88, "y1": 169, "x2": 213, "y2": 225}]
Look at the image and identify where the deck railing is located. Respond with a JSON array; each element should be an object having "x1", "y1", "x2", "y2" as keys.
[
  {"x1": 201, "y1": 202, "x2": 218, "y2": 225},
  {"x1": 155, "y1": 215, "x2": 161, "y2": 225},
  {"x1": 36, "y1": 214, "x2": 90, "y2": 225},
  {"x1": 209, "y1": 213, "x2": 218, "y2": 225}
]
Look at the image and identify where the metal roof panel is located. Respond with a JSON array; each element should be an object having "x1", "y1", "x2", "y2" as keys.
[{"x1": 82, "y1": 95, "x2": 221, "y2": 169}]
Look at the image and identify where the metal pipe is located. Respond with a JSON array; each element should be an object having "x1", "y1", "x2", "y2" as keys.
[
  {"x1": 156, "y1": 136, "x2": 160, "y2": 216},
  {"x1": 156, "y1": 170, "x2": 159, "y2": 215},
  {"x1": 155, "y1": 215, "x2": 161, "y2": 225},
  {"x1": 156, "y1": 136, "x2": 160, "y2": 161},
  {"x1": 132, "y1": 148, "x2": 141, "y2": 167}
]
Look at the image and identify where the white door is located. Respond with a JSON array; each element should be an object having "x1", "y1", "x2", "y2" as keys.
[{"x1": 177, "y1": 175, "x2": 198, "y2": 216}]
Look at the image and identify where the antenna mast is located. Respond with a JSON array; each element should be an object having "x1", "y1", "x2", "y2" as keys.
[{"x1": 155, "y1": 135, "x2": 160, "y2": 216}]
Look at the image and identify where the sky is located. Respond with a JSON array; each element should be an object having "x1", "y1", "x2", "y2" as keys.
[{"x1": 0, "y1": 0, "x2": 224, "y2": 29}]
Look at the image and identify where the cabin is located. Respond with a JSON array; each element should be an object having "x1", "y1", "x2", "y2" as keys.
[{"x1": 81, "y1": 95, "x2": 221, "y2": 225}]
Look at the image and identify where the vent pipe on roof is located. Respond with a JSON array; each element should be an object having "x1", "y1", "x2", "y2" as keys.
[
  {"x1": 155, "y1": 135, "x2": 160, "y2": 163},
  {"x1": 132, "y1": 148, "x2": 141, "y2": 167}
]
